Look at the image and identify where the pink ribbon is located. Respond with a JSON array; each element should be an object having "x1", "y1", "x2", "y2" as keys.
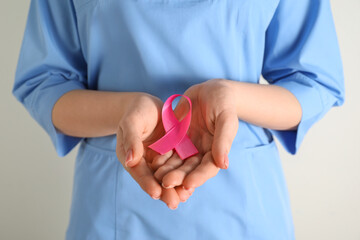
[{"x1": 148, "y1": 94, "x2": 198, "y2": 160}]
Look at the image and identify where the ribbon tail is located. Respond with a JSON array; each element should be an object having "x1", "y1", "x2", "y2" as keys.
[{"x1": 175, "y1": 135, "x2": 199, "y2": 160}]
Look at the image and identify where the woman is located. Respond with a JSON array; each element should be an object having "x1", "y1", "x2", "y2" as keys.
[{"x1": 13, "y1": 0, "x2": 345, "y2": 239}]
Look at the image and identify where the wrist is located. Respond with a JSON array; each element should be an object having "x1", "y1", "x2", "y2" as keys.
[
  {"x1": 214, "y1": 78, "x2": 241, "y2": 117},
  {"x1": 226, "y1": 80, "x2": 246, "y2": 120},
  {"x1": 116, "y1": 92, "x2": 163, "y2": 132}
]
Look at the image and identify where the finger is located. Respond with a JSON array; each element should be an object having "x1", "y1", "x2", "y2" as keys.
[
  {"x1": 150, "y1": 150, "x2": 174, "y2": 171},
  {"x1": 116, "y1": 136, "x2": 162, "y2": 200},
  {"x1": 119, "y1": 116, "x2": 145, "y2": 168},
  {"x1": 182, "y1": 151, "x2": 220, "y2": 190},
  {"x1": 153, "y1": 153, "x2": 184, "y2": 184},
  {"x1": 212, "y1": 110, "x2": 238, "y2": 169},
  {"x1": 160, "y1": 187, "x2": 180, "y2": 210},
  {"x1": 161, "y1": 155, "x2": 201, "y2": 188},
  {"x1": 175, "y1": 186, "x2": 195, "y2": 203}
]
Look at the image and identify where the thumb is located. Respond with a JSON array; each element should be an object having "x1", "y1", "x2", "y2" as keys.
[
  {"x1": 120, "y1": 118, "x2": 145, "y2": 168},
  {"x1": 212, "y1": 110, "x2": 238, "y2": 169}
]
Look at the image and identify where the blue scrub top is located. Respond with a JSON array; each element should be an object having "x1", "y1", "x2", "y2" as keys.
[{"x1": 13, "y1": 0, "x2": 345, "y2": 239}]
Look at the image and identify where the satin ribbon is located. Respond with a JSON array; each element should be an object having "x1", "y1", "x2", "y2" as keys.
[{"x1": 148, "y1": 94, "x2": 198, "y2": 160}]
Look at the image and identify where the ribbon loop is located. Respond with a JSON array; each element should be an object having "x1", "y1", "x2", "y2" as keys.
[{"x1": 148, "y1": 94, "x2": 198, "y2": 160}]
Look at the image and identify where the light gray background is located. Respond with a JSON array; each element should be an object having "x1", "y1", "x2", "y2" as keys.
[{"x1": 1, "y1": 1, "x2": 359, "y2": 239}]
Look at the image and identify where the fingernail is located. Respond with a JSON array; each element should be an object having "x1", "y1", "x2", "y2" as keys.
[
  {"x1": 183, "y1": 186, "x2": 193, "y2": 191},
  {"x1": 152, "y1": 195, "x2": 160, "y2": 200},
  {"x1": 125, "y1": 149, "x2": 133, "y2": 167},
  {"x1": 224, "y1": 154, "x2": 229, "y2": 169},
  {"x1": 162, "y1": 182, "x2": 173, "y2": 189},
  {"x1": 168, "y1": 204, "x2": 178, "y2": 210}
]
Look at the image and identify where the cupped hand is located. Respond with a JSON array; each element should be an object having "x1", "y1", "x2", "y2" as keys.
[
  {"x1": 116, "y1": 92, "x2": 190, "y2": 209},
  {"x1": 153, "y1": 79, "x2": 239, "y2": 194}
]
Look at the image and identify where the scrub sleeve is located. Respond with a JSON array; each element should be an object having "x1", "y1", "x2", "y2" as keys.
[
  {"x1": 262, "y1": 0, "x2": 345, "y2": 154},
  {"x1": 13, "y1": 0, "x2": 86, "y2": 157}
]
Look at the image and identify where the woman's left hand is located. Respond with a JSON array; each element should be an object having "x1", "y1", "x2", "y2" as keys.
[{"x1": 151, "y1": 78, "x2": 239, "y2": 202}]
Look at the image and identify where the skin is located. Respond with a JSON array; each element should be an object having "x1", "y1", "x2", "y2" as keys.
[{"x1": 52, "y1": 78, "x2": 302, "y2": 210}]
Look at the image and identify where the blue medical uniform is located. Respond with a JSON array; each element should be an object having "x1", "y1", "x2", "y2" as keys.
[{"x1": 13, "y1": 0, "x2": 345, "y2": 239}]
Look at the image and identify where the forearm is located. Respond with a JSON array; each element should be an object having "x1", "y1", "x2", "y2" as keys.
[
  {"x1": 228, "y1": 81, "x2": 302, "y2": 131},
  {"x1": 52, "y1": 90, "x2": 136, "y2": 138}
]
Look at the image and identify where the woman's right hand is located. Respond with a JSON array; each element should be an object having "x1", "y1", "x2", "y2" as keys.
[{"x1": 116, "y1": 92, "x2": 191, "y2": 209}]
